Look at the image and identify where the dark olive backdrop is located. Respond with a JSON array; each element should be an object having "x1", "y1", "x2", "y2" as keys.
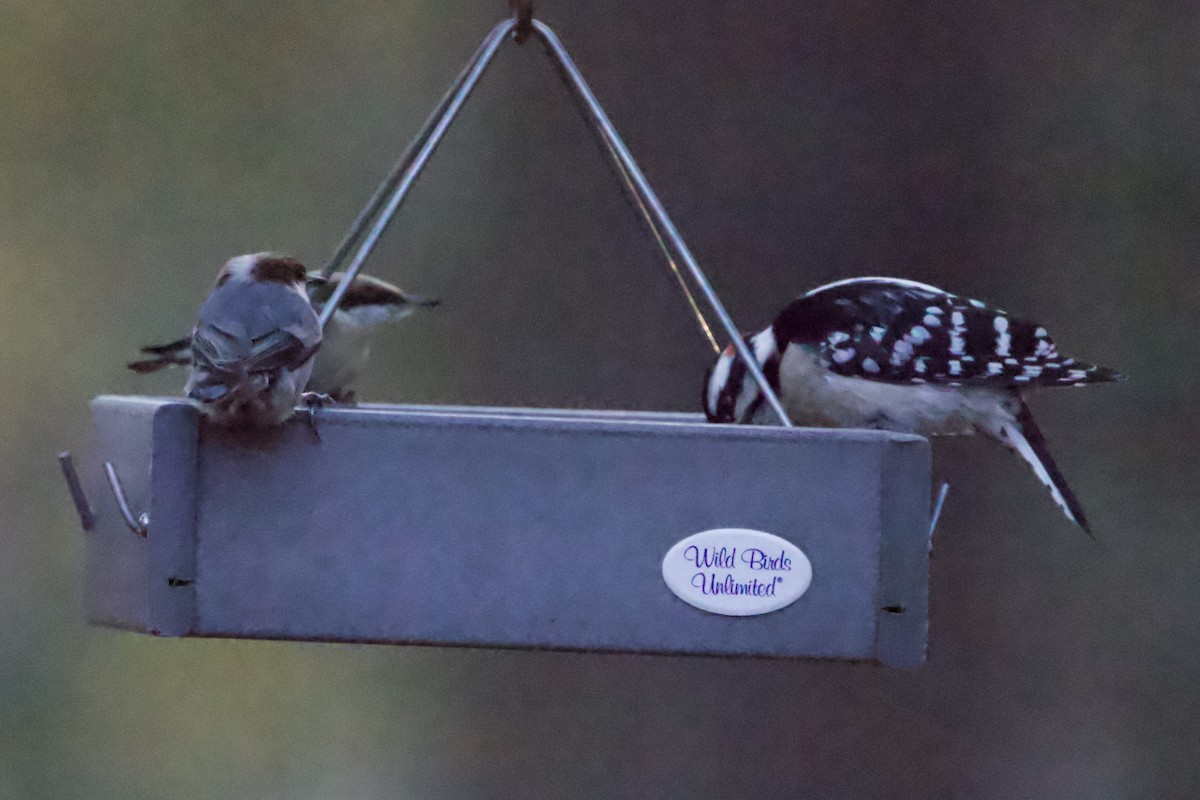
[{"x1": 2, "y1": 1, "x2": 1197, "y2": 797}]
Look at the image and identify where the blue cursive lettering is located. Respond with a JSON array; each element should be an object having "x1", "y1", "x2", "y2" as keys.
[
  {"x1": 690, "y1": 572, "x2": 783, "y2": 597},
  {"x1": 740, "y1": 548, "x2": 792, "y2": 572},
  {"x1": 684, "y1": 545, "x2": 737, "y2": 569}
]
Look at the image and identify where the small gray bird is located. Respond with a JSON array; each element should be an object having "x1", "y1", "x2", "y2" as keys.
[
  {"x1": 703, "y1": 277, "x2": 1125, "y2": 534},
  {"x1": 185, "y1": 253, "x2": 322, "y2": 427},
  {"x1": 129, "y1": 270, "x2": 437, "y2": 402}
]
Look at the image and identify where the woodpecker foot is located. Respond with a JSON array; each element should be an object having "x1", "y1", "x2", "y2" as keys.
[{"x1": 299, "y1": 392, "x2": 335, "y2": 442}]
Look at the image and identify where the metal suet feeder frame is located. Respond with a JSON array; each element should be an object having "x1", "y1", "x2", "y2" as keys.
[{"x1": 62, "y1": 4, "x2": 938, "y2": 666}]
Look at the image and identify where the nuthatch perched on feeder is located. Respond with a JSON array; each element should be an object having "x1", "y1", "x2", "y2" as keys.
[
  {"x1": 703, "y1": 277, "x2": 1125, "y2": 534},
  {"x1": 183, "y1": 253, "x2": 323, "y2": 427},
  {"x1": 130, "y1": 268, "x2": 438, "y2": 403}
]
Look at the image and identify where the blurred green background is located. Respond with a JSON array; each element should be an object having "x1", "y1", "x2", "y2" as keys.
[{"x1": 3, "y1": 1, "x2": 1198, "y2": 797}]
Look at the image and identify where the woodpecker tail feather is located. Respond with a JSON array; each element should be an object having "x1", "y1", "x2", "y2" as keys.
[
  {"x1": 1047, "y1": 361, "x2": 1127, "y2": 387},
  {"x1": 993, "y1": 401, "x2": 1093, "y2": 538},
  {"x1": 1083, "y1": 365, "x2": 1127, "y2": 384}
]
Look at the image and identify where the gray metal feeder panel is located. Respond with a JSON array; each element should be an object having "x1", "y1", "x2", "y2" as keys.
[{"x1": 84, "y1": 395, "x2": 932, "y2": 666}]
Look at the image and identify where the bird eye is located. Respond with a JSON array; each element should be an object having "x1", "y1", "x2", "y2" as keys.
[{"x1": 305, "y1": 276, "x2": 333, "y2": 303}]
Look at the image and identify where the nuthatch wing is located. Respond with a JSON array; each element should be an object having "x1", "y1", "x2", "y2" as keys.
[
  {"x1": 184, "y1": 253, "x2": 322, "y2": 427},
  {"x1": 130, "y1": 269, "x2": 438, "y2": 402},
  {"x1": 704, "y1": 277, "x2": 1125, "y2": 534}
]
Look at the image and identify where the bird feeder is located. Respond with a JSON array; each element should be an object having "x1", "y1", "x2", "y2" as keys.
[{"x1": 61, "y1": 5, "x2": 937, "y2": 666}]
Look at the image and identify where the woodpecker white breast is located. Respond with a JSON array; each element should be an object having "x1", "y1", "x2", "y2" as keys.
[{"x1": 703, "y1": 277, "x2": 1125, "y2": 533}]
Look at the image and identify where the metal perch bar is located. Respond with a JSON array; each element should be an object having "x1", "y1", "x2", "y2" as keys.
[
  {"x1": 58, "y1": 452, "x2": 95, "y2": 531},
  {"x1": 313, "y1": 11, "x2": 792, "y2": 426}
]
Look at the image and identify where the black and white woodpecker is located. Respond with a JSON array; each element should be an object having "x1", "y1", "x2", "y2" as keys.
[
  {"x1": 130, "y1": 268, "x2": 438, "y2": 402},
  {"x1": 703, "y1": 277, "x2": 1125, "y2": 533}
]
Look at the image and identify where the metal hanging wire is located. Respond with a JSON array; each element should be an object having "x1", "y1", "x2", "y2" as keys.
[
  {"x1": 317, "y1": 5, "x2": 793, "y2": 427},
  {"x1": 316, "y1": 23, "x2": 512, "y2": 284},
  {"x1": 315, "y1": 18, "x2": 512, "y2": 312},
  {"x1": 316, "y1": 19, "x2": 513, "y2": 286},
  {"x1": 536, "y1": 23, "x2": 721, "y2": 356}
]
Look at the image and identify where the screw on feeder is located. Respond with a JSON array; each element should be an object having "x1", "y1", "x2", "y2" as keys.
[{"x1": 103, "y1": 462, "x2": 149, "y2": 538}]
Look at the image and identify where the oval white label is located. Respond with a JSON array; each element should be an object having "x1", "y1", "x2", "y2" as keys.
[{"x1": 661, "y1": 528, "x2": 812, "y2": 616}]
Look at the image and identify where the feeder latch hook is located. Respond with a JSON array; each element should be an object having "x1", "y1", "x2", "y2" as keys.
[
  {"x1": 509, "y1": 0, "x2": 534, "y2": 43},
  {"x1": 103, "y1": 462, "x2": 149, "y2": 538}
]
